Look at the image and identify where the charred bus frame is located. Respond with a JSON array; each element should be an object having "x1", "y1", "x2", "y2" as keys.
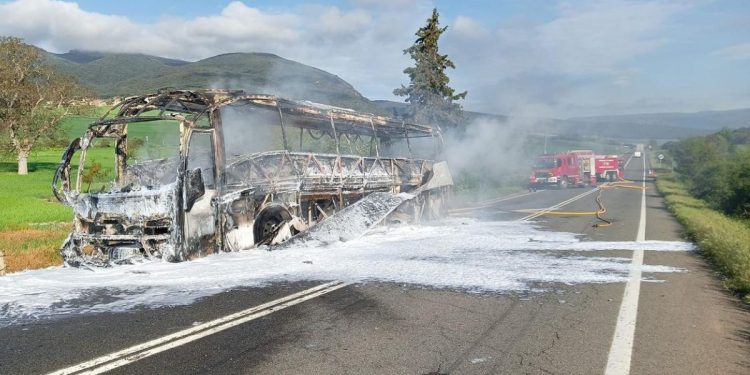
[{"x1": 53, "y1": 89, "x2": 452, "y2": 266}]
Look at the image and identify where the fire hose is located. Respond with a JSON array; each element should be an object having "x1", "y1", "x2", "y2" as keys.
[
  {"x1": 529, "y1": 181, "x2": 646, "y2": 227},
  {"x1": 447, "y1": 181, "x2": 646, "y2": 228}
]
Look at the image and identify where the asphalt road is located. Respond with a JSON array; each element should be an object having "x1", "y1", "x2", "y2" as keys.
[{"x1": 1, "y1": 152, "x2": 749, "y2": 374}]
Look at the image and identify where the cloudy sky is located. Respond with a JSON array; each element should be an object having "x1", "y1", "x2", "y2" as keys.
[{"x1": 0, "y1": 0, "x2": 748, "y2": 117}]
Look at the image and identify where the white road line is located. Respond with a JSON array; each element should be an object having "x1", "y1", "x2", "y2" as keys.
[
  {"x1": 476, "y1": 190, "x2": 537, "y2": 206},
  {"x1": 448, "y1": 191, "x2": 537, "y2": 213},
  {"x1": 636, "y1": 157, "x2": 647, "y2": 242},
  {"x1": 623, "y1": 154, "x2": 634, "y2": 169},
  {"x1": 48, "y1": 281, "x2": 350, "y2": 375},
  {"x1": 605, "y1": 153, "x2": 647, "y2": 375},
  {"x1": 519, "y1": 187, "x2": 601, "y2": 221}
]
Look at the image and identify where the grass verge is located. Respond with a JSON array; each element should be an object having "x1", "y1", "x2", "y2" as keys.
[
  {"x1": 656, "y1": 173, "x2": 750, "y2": 302},
  {"x1": 0, "y1": 148, "x2": 75, "y2": 272},
  {"x1": 1, "y1": 224, "x2": 67, "y2": 272}
]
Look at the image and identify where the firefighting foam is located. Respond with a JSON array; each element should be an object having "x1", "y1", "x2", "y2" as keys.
[{"x1": 0, "y1": 218, "x2": 691, "y2": 326}]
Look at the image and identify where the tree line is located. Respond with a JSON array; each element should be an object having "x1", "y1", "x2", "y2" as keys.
[{"x1": 664, "y1": 128, "x2": 750, "y2": 219}]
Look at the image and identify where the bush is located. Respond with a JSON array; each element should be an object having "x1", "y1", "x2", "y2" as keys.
[{"x1": 669, "y1": 128, "x2": 750, "y2": 219}]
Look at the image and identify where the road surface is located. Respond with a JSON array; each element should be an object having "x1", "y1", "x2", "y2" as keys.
[{"x1": 1, "y1": 152, "x2": 748, "y2": 374}]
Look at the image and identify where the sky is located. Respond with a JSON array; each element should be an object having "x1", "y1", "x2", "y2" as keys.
[{"x1": 0, "y1": 0, "x2": 748, "y2": 117}]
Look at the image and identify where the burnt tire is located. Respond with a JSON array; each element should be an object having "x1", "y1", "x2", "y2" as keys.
[{"x1": 253, "y1": 205, "x2": 292, "y2": 246}]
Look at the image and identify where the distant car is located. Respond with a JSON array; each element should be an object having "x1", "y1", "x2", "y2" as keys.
[{"x1": 634, "y1": 151, "x2": 642, "y2": 158}]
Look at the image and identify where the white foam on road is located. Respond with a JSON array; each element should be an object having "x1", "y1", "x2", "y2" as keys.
[{"x1": 0, "y1": 218, "x2": 691, "y2": 325}]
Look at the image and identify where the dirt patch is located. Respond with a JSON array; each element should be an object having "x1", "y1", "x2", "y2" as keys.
[
  {"x1": 0, "y1": 226, "x2": 67, "y2": 273},
  {"x1": 5, "y1": 247, "x2": 62, "y2": 272},
  {"x1": 0, "y1": 228, "x2": 61, "y2": 243}
]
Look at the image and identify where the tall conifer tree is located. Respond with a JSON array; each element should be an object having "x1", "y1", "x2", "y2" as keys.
[{"x1": 394, "y1": 8, "x2": 467, "y2": 127}]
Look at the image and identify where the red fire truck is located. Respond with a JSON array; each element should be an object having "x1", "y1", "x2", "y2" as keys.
[
  {"x1": 528, "y1": 150, "x2": 596, "y2": 190},
  {"x1": 594, "y1": 155, "x2": 623, "y2": 181}
]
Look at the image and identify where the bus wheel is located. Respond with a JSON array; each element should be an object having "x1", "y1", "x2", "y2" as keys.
[{"x1": 253, "y1": 204, "x2": 293, "y2": 246}]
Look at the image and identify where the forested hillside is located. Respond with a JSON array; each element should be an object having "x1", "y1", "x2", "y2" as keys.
[{"x1": 42, "y1": 50, "x2": 378, "y2": 113}]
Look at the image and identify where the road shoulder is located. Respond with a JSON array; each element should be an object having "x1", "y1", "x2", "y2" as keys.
[{"x1": 632, "y1": 177, "x2": 750, "y2": 374}]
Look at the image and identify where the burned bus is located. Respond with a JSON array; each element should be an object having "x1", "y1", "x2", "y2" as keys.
[{"x1": 53, "y1": 89, "x2": 453, "y2": 266}]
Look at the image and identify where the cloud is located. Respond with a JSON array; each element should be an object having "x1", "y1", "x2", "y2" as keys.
[
  {"x1": 713, "y1": 42, "x2": 750, "y2": 61},
  {"x1": 444, "y1": 1, "x2": 688, "y2": 115},
  {"x1": 0, "y1": 0, "x2": 156, "y2": 53},
  {"x1": 0, "y1": 0, "x2": 737, "y2": 117},
  {"x1": 161, "y1": 2, "x2": 301, "y2": 44},
  {"x1": 350, "y1": 0, "x2": 425, "y2": 9},
  {"x1": 452, "y1": 15, "x2": 487, "y2": 38},
  {"x1": 537, "y1": 1, "x2": 680, "y2": 75},
  {"x1": 315, "y1": 7, "x2": 372, "y2": 34}
]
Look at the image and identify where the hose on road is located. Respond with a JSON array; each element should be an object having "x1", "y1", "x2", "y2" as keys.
[
  {"x1": 446, "y1": 182, "x2": 646, "y2": 228},
  {"x1": 537, "y1": 182, "x2": 646, "y2": 227},
  {"x1": 507, "y1": 182, "x2": 646, "y2": 227},
  {"x1": 593, "y1": 188, "x2": 612, "y2": 227}
]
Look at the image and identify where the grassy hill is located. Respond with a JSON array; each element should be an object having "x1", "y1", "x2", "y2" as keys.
[
  {"x1": 43, "y1": 49, "x2": 750, "y2": 139},
  {"x1": 42, "y1": 50, "x2": 379, "y2": 113}
]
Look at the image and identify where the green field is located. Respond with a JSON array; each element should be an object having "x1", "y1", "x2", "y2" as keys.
[
  {"x1": 61, "y1": 114, "x2": 98, "y2": 139},
  {"x1": 0, "y1": 148, "x2": 74, "y2": 229},
  {"x1": 0, "y1": 112, "x2": 171, "y2": 272},
  {"x1": 1, "y1": 148, "x2": 72, "y2": 271},
  {"x1": 1, "y1": 107, "x2": 106, "y2": 226}
]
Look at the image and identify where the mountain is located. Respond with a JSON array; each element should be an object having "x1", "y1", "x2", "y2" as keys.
[
  {"x1": 558, "y1": 109, "x2": 750, "y2": 139},
  {"x1": 372, "y1": 99, "x2": 743, "y2": 139},
  {"x1": 567, "y1": 109, "x2": 750, "y2": 131},
  {"x1": 42, "y1": 49, "x2": 749, "y2": 139},
  {"x1": 42, "y1": 50, "x2": 378, "y2": 113},
  {"x1": 550, "y1": 118, "x2": 707, "y2": 140}
]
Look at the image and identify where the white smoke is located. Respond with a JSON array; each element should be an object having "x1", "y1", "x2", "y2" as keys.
[{"x1": 442, "y1": 115, "x2": 543, "y2": 201}]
